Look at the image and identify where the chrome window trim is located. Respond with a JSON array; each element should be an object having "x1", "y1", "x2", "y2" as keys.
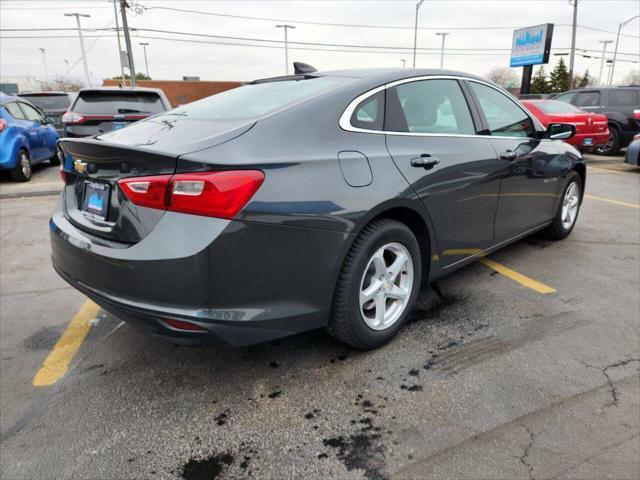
[{"x1": 338, "y1": 74, "x2": 545, "y2": 139}]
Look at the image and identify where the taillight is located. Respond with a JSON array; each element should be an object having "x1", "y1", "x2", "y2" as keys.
[
  {"x1": 162, "y1": 318, "x2": 207, "y2": 332},
  {"x1": 634, "y1": 109, "x2": 640, "y2": 120},
  {"x1": 118, "y1": 170, "x2": 265, "y2": 219},
  {"x1": 60, "y1": 163, "x2": 66, "y2": 182},
  {"x1": 61, "y1": 111, "x2": 84, "y2": 124},
  {"x1": 0, "y1": 118, "x2": 7, "y2": 132}
]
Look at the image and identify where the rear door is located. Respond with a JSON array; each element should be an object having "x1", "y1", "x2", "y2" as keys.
[
  {"x1": 466, "y1": 80, "x2": 565, "y2": 240},
  {"x1": 383, "y1": 77, "x2": 502, "y2": 267},
  {"x1": 16, "y1": 102, "x2": 46, "y2": 160},
  {"x1": 66, "y1": 90, "x2": 166, "y2": 137}
]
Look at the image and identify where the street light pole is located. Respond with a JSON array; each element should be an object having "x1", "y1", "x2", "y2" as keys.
[
  {"x1": 38, "y1": 48, "x2": 49, "y2": 83},
  {"x1": 275, "y1": 24, "x2": 295, "y2": 75},
  {"x1": 140, "y1": 42, "x2": 150, "y2": 77},
  {"x1": 597, "y1": 40, "x2": 613, "y2": 85},
  {"x1": 412, "y1": 0, "x2": 425, "y2": 68},
  {"x1": 609, "y1": 15, "x2": 640, "y2": 85},
  {"x1": 568, "y1": 0, "x2": 578, "y2": 88},
  {"x1": 64, "y1": 13, "x2": 91, "y2": 86},
  {"x1": 119, "y1": 0, "x2": 137, "y2": 87},
  {"x1": 435, "y1": 32, "x2": 450, "y2": 69},
  {"x1": 112, "y1": 0, "x2": 126, "y2": 83}
]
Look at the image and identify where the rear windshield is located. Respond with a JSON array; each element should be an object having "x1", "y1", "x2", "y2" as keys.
[
  {"x1": 73, "y1": 91, "x2": 166, "y2": 115},
  {"x1": 19, "y1": 94, "x2": 70, "y2": 110},
  {"x1": 533, "y1": 100, "x2": 583, "y2": 114},
  {"x1": 155, "y1": 77, "x2": 343, "y2": 121}
]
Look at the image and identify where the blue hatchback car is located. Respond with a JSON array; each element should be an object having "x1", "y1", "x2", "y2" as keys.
[{"x1": 0, "y1": 93, "x2": 59, "y2": 181}]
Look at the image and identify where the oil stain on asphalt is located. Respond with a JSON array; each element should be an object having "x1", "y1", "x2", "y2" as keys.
[{"x1": 23, "y1": 326, "x2": 63, "y2": 351}]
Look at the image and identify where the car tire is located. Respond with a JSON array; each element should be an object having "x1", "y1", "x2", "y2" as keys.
[
  {"x1": 10, "y1": 149, "x2": 32, "y2": 182},
  {"x1": 49, "y1": 148, "x2": 61, "y2": 166},
  {"x1": 542, "y1": 171, "x2": 582, "y2": 240},
  {"x1": 328, "y1": 218, "x2": 422, "y2": 349},
  {"x1": 597, "y1": 127, "x2": 620, "y2": 156}
]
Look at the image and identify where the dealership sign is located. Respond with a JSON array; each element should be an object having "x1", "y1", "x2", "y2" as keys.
[{"x1": 510, "y1": 23, "x2": 554, "y2": 67}]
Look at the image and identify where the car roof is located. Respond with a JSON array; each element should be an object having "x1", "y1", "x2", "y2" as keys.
[{"x1": 77, "y1": 86, "x2": 166, "y2": 94}]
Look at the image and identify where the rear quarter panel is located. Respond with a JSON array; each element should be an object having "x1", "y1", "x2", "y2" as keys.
[{"x1": 0, "y1": 109, "x2": 29, "y2": 169}]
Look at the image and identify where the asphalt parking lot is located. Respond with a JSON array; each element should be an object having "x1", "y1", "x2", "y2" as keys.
[{"x1": 0, "y1": 154, "x2": 639, "y2": 480}]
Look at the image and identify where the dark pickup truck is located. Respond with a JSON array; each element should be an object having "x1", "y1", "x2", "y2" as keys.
[{"x1": 553, "y1": 86, "x2": 640, "y2": 155}]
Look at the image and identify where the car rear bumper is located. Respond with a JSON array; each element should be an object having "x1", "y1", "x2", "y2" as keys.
[
  {"x1": 50, "y1": 196, "x2": 350, "y2": 346},
  {"x1": 568, "y1": 132, "x2": 609, "y2": 150},
  {"x1": 625, "y1": 141, "x2": 640, "y2": 166}
]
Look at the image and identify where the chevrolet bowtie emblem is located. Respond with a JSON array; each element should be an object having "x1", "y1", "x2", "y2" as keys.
[{"x1": 73, "y1": 159, "x2": 88, "y2": 174}]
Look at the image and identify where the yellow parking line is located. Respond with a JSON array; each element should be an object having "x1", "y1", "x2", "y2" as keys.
[
  {"x1": 587, "y1": 166, "x2": 628, "y2": 175},
  {"x1": 33, "y1": 300, "x2": 100, "y2": 387},
  {"x1": 585, "y1": 194, "x2": 640, "y2": 209},
  {"x1": 478, "y1": 258, "x2": 556, "y2": 295}
]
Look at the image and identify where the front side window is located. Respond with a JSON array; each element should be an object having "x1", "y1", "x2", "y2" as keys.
[
  {"x1": 385, "y1": 79, "x2": 475, "y2": 134},
  {"x1": 574, "y1": 92, "x2": 600, "y2": 107},
  {"x1": 469, "y1": 82, "x2": 535, "y2": 138},
  {"x1": 4, "y1": 102, "x2": 25, "y2": 120},
  {"x1": 19, "y1": 103, "x2": 43, "y2": 122}
]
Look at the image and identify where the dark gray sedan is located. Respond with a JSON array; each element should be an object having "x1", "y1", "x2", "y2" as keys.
[{"x1": 51, "y1": 67, "x2": 585, "y2": 349}]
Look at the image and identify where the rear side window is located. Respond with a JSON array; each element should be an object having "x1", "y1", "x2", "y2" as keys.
[
  {"x1": 351, "y1": 91, "x2": 384, "y2": 130},
  {"x1": 73, "y1": 91, "x2": 166, "y2": 115},
  {"x1": 385, "y1": 79, "x2": 475, "y2": 134},
  {"x1": 469, "y1": 82, "x2": 535, "y2": 138},
  {"x1": 553, "y1": 92, "x2": 575, "y2": 104},
  {"x1": 4, "y1": 102, "x2": 25, "y2": 120},
  {"x1": 20, "y1": 94, "x2": 70, "y2": 110},
  {"x1": 574, "y1": 92, "x2": 600, "y2": 107},
  {"x1": 609, "y1": 89, "x2": 638, "y2": 106}
]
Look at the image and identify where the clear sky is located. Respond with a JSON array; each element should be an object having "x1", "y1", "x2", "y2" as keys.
[{"x1": 1, "y1": 0, "x2": 638, "y2": 85}]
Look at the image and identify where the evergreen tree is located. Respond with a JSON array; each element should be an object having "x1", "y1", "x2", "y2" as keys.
[
  {"x1": 549, "y1": 58, "x2": 570, "y2": 92},
  {"x1": 530, "y1": 66, "x2": 550, "y2": 93},
  {"x1": 577, "y1": 69, "x2": 594, "y2": 88}
]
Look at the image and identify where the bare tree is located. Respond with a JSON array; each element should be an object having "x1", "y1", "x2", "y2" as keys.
[
  {"x1": 42, "y1": 76, "x2": 84, "y2": 92},
  {"x1": 485, "y1": 67, "x2": 520, "y2": 88},
  {"x1": 621, "y1": 69, "x2": 640, "y2": 86}
]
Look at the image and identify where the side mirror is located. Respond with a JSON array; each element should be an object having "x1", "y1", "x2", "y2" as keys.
[
  {"x1": 547, "y1": 123, "x2": 575, "y2": 140},
  {"x1": 44, "y1": 116, "x2": 55, "y2": 125}
]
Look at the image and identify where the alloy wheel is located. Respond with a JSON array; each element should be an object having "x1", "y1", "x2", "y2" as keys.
[
  {"x1": 359, "y1": 242, "x2": 414, "y2": 331},
  {"x1": 561, "y1": 182, "x2": 580, "y2": 230},
  {"x1": 20, "y1": 152, "x2": 31, "y2": 178}
]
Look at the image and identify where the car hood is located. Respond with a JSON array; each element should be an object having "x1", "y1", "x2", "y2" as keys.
[{"x1": 95, "y1": 116, "x2": 257, "y2": 156}]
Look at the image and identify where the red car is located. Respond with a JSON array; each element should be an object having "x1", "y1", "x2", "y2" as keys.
[{"x1": 521, "y1": 99, "x2": 609, "y2": 151}]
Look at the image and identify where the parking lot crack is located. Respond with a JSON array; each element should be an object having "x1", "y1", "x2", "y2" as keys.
[
  {"x1": 516, "y1": 424, "x2": 537, "y2": 480},
  {"x1": 581, "y1": 358, "x2": 640, "y2": 408}
]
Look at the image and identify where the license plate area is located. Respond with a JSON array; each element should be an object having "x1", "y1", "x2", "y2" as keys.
[
  {"x1": 112, "y1": 122, "x2": 126, "y2": 130},
  {"x1": 582, "y1": 138, "x2": 593, "y2": 146},
  {"x1": 81, "y1": 181, "x2": 110, "y2": 220}
]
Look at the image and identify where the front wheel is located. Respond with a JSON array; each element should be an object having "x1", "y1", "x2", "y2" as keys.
[
  {"x1": 10, "y1": 149, "x2": 32, "y2": 182},
  {"x1": 328, "y1": 219, "x2": 422, "y2": 349},
  {"x1": 542, "y1": 171, "x2": 582, "y2": 240}
]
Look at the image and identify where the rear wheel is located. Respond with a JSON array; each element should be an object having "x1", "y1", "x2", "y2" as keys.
[
  {"x1": 596, "y1": 127, "x2": 620, "y2": 156},
  {"x1": 328, "y1": 219, "x2": 422, "y2": 349},
  {"x1": 10, "y1": 149, "x2": 32, "y2": 182},
  {"x1": 542, "y1": 171, "x2": 582, "y2": 240}
]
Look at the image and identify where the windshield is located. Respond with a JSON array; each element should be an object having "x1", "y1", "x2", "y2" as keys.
[
  {"x1": 154, "y1": 77, "x2": 344, "y2": 121},
  {"x1": 20, "y1": 94, "x2": 70, "y2": 110},
  {"x1": 533, "y1": 100, "x2": 583, "y2": 114},
  {"x1": 73, "y1": 91, "x2": 166, "y2": 115}
]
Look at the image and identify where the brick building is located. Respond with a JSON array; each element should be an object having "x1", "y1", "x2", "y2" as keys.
[{"x1": 102, "y1": 79, "x2": 245, "y2": 107}]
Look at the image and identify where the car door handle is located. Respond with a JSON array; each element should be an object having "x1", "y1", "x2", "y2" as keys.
[
  {"x1": 411, "y1": 155, "x2": 440, "y2": 169},
  {"x1": 499, "y1": 150, "x2": 518, "y2": 161}
]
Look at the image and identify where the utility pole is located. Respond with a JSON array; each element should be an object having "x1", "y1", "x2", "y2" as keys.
[
  {"x1": 275, "y1": 24, "x2": 295, "y2": 75},
  {"x1": 64, "y1": 59, "x2": 70, "y2": 76},
  {"x1": 64, "y1": 13, "x2": 91, "y2": 86},
  {"x1": 112, "y1": 0, "x2": 126, "y2": 83},
  {"x1": 140, "y1": 42, "x2": 150, "y2": 77},
  {"x1": 568, "y1": 0, "x2": 578, "y2": 88},
  {"x1": 119, "y1": 0, "x2": 137, "y2": 87},
  {"x1": 597, "y1": 40, "x2": 613, "y2": 85},
  {"x1": 609, "y1": 15, "x2": 639, "y2": 85},
  {"x1": 412, "y1": 0, "x2": 425, "y2": 68},
  {"x1": 435, "y1": 32, "x2": 449, "y2": 69},
  {"x1": 38, "y1": 48, "x2": 49, "y2": 82}
]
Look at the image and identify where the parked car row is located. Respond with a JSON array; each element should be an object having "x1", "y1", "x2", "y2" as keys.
[{"x1": 1, "y1": 88, "x2": 171, "y2": 181}]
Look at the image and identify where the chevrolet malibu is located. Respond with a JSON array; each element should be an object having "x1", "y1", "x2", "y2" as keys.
[{"x1": 51, "y1": 68, "x2": 585, "y2": 349}]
